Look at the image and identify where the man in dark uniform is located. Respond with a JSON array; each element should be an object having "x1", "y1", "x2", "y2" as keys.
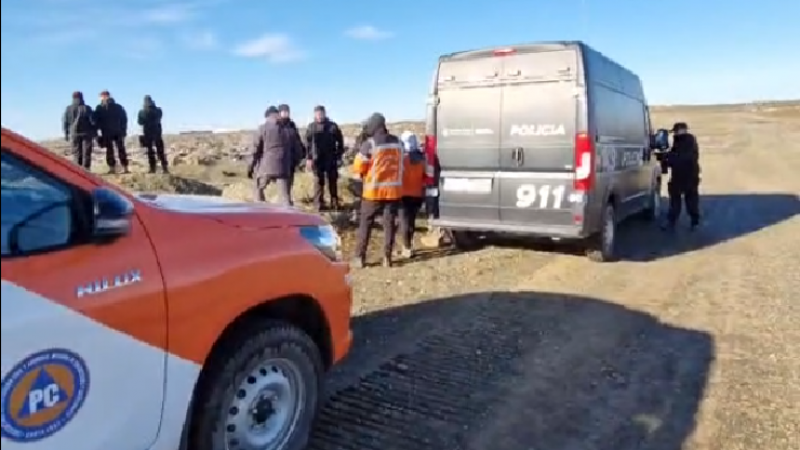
[
  {"x1": 137, "y1": 95, "x2": 168, "y2": 173},
  {"x1": 94, "y1": 90, "x2": 129, "y2": 174},
  {"x1": 662, "y1": 122, "x2": 702, "y2": 231},
  {"x1": 305, "y1": 105, "x2": 345, "y2": 211},
  {"x1": 62, "y1": 91, "x2": 96, "y2": 170},
  {"x1": 277, "y1": 104, "x2": 305, "y2": 193}
]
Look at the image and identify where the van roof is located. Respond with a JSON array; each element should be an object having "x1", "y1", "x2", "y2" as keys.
[{"x1": 439, "y1": 40, "x2": 587, "y2": 62}]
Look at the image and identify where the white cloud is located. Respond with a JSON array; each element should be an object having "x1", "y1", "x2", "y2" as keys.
[
  {"x1": 232, "y1": 33, "x2": 306, "y2": 63},
  {"x1": 180, "y1": 30, "x2": 219, "y2": 50},
  {"x1": 345, "y1": 25, "x2": 393, "y2": 40},
  {"x1": 140, "y1": 4, "x2": 195, "y2": 25}
]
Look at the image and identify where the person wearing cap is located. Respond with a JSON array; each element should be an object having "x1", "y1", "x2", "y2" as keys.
[
  {"x1": 94, "y1": 90, "x2": 130, "y2": 174},
  {"x1": 249, "y1": 106, "x2": 294, "y2": 206},
  {"x1": 305, "y1": 105, "x2": 345, "y2": 211},
  {"x1": 62, "y1": 91, "x2": 96, "y2": 169},
  {"x1": 350, "y1": 113, "x2": 404, "y2": 268},
  {"x1": 662, "y1": 122, "x2": 702, "y2": 230},
  {"x1": 397, "y1": 130, "x2": 426, "y2": 258},
  {"x1": 137, "y1": 95, "x2": 168, "y2": 173},
  {"x1": 276, "y1": 104, "x2": 306, "y2": 195}
]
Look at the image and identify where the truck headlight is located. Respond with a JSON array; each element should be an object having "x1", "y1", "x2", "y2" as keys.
[{"x1": 299, "y1": 225, "x2": 342, "y2": 261}]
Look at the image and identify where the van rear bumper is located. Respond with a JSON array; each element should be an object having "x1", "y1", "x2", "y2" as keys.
[{"x1": 431, "y1": 219, "x2": 589, "y2": 240}]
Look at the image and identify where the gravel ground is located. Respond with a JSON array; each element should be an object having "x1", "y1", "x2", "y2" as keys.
[{"x1": 309, "y1": 112, "x2": 799, "y2": 450}]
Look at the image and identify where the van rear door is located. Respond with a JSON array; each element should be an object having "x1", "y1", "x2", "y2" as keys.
[
  {"x1": 436, "y1": 57, "x2": 503, "y2": 224},
  {"x1": 496, "y1": 50, "x2": 583, "y2": 231}
]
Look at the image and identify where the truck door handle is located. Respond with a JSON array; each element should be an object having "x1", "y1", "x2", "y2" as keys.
[{"x1": 512, "y1": 147, "x2": 524, "y2": 166}]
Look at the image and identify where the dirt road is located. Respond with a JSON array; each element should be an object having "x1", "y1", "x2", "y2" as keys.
[{"x1": 308, "y1": 112, "x2": 799, "y2": 449}]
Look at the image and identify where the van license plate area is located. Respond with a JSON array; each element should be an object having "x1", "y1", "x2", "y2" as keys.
[{"x1": 443, "y1": 178, "x2": 492, "y2": 194}]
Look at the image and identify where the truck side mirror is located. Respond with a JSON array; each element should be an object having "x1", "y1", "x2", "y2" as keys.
[
  {"x1": 651, "y1": 129, "x2": 670, "y2": 150},
  {"x1": 92, "y1": 187, "x2": 134, "y2": 241}
]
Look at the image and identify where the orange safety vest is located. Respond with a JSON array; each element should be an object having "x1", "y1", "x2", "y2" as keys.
[
  {"x1": 351, "y1": 138, "x2": 403, "y2": 200},
  {"x1": 402, "y1": 152, "x2": 425, "y2": 198}
]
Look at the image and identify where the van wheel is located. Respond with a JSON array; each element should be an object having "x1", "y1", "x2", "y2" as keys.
[
  {"x1": 451, "y1": 230, "x2": 481, "y2": 251},
  {"x1": 586, "y1": 203, "x2": 618, "y2": 262},
  {"x1": 189, "y1": 320, "x2": 324, "y2": 450},
  {"x1": 640, "y1": 180, "x2": 662, "y2": 221}
]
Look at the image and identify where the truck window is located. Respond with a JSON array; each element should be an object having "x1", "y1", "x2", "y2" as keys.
[{"x1": 1, "y1": 150, "x2": 76, "y2": 257}]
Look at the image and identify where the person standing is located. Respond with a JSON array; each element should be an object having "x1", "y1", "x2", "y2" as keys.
[
  {"x1": 137, "y1": 95, "x2": 168, "y2": 173},
  {"x1": 249, "y1": 106, "x2": 294, "y2": 206},
  {"x1": 662, "y1": 122, "x2": 702, "y2": 231},
  {"x1": 62, "y1": 91, "x2": 96, "y2": 170},
  {"x1": 276, "y1": 104, "x2": 305, "y2": 195},
  {"x1": 305, "y1": 105, "x2": 345, "y2": 211},
  {"x1": 398, "y1": 131, "x2": 426, "y2": 258},
  {"x1": 350, "y1": 113, "x2": 404, "y2": 268},
  {"x1": 94, "y1": 90, "x2": 129, "y2": 174}
]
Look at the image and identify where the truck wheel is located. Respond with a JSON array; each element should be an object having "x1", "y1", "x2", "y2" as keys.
[
  {"x1": 451, "y1": 230, "x2": 481, "y2": 251},
  {"x1": 640, "y1": 180, "x2": 661, "y2": 221},
  {"x1": 190, "y1": 320, "x2": 324, "y2": 450},
  {"x1": 586, "y1": 203, "x2": 618, "y2": 262}
]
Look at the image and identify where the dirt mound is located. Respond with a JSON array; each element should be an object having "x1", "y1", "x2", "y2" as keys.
[{"x1": 104, "y1": 172, "x2": 223, "y2": 196}]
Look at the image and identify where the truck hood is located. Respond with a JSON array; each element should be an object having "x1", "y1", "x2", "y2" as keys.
[{"x1": 134, "y1": 193, "x2": 325, "y2": 228}]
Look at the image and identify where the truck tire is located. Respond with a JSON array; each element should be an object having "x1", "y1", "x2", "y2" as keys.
[
  {"x1": 189, "y1": 320, "x2": 324, "y2": 450},
  {"x1": 586, "y1": 203, "x2": 618, "y2": 263},
  {"x1": 640, "y1": 179, "x2": 662, "y2": 221},
  {"x1": 451, "y1": 230, "x2": 481, "y2": 251}
]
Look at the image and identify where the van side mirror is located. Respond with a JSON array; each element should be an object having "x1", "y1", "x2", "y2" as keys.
[
  {"x1": 92, "y1": 187, "x2": 134, "y2": 241},
  {"x1": 651, "y1": 129, "x2": 670, "y2": 150}
]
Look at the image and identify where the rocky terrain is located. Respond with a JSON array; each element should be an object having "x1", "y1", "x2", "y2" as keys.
[{"x1": 39, "y1": 100, "x2": 800, "y2": 450}]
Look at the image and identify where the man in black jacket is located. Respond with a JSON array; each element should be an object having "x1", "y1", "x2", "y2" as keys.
[
  {"x1": 277, "y1": 104, "x2": 305, "y2": 192},
  {"x1": 95, "y1": 90, "x2": 129, "y2": 174},
  {"x1": 662, "y1": 122, "x2": 702, "y2": 230},
  {"x1": 137, "y1": 95, "x2": 168, "y2": 173},
  {"x1": 62, "y1": 91, "x2": 96, "y2": 169},
  {"x1": 304, "y1": 105, "x2": 344, "y2": 211}
]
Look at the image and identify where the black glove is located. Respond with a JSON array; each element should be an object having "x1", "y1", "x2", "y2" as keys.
[{"x1": 247, "y1": 165, "x2": 255, "y2": 179}]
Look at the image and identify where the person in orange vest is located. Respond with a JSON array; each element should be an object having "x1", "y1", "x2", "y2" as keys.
[
  {"x1": 350, "y1": 113, "x2": 404, "y2": 268},
  {"x1": 398, "y1": 130, "x2": 426, "y2": 258}
]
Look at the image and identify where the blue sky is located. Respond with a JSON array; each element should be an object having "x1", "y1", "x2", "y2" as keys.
[{"x1": 1, "y1": 0, "x2": 798, "y2": 139}]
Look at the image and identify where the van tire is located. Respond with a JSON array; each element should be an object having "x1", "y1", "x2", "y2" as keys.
[
  {"x1": 451, "y1": 230, "x2": 481, "y2": 251},
  {"x1": 586, "y1": 203, "x2": 617, "y2": 263},
  {"x1": 640, "y1": 179, "x2": 662, "y2": 221},
  {"x1": 189, "y1": 320, "x2": 324, "y2": 450}
]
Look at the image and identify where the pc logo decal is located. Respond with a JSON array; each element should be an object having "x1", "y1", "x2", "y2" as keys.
[{"x1": 1, "y1": 349, "x2": 90, "y2": 443}]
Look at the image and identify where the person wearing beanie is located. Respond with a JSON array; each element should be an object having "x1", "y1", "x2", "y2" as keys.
[
  {"x1": 137, "y1": 95, "x2": 167, "y2": 173},
  {"x1": 350, "y1": 112, "x2": 404, "y2": 268},
  {"x1": 397, "y1": 130, "x2": 426, "y2": 258},
  {"x1": 275, "y1": 104, "x2": 305, "y2": 194},
  {"x1": 95, "y1": 90, "x2": 130, "y2": 174},
  {"x1": 304, "y1": 104, "x2": 345, "y2": 211},
  {"x1": 662, "y1": 122, "x2": 702, "y2": 231},
  {"x1": 61, "y1": 91, "x2": 96, "y2": 169},
  {"x1": 249, "y1": 105, "x2": 295, "y2": 206}
]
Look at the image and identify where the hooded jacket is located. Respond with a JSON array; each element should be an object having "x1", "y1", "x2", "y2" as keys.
[
  {"x1": 352, "y1": 113, "x2": 404, "y2": 200},
  {"x1": 400, "y1": 131, "x2": 425, "y2": 198},
  {"x1": 62, "y1": 93, "x2": 96, "y2": 138},
  {"x1": 251, "y1": 117, "x2": 298, "y2": 178},
  {"x1": 137, "y1": 96, "x2": 163, "y2": 138},
  {"x1": 95, "y1": 98, "x2": 128, "y2": 137},
  {"x1": 666, "y1": 133, "x2": 701, "y2": 185}
]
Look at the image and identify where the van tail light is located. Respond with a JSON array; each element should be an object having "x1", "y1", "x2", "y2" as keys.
[
  {"x1": 423, "y1": 134, "x2": 437, "y2": 186},
  {"x1": 573, "y1": 132, "x2": 594, "y2": 191},
  {"x1": 424, "y1": 134, "x2": 437, "y2": 155}
]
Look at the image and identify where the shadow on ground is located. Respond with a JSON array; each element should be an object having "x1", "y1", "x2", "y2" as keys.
[
  {"x1": 616, "y1": 193, "x2": 799, "y2": 262},
  {"x1": 311, "y1": 291, "x2": 715, "y2": 450}
]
